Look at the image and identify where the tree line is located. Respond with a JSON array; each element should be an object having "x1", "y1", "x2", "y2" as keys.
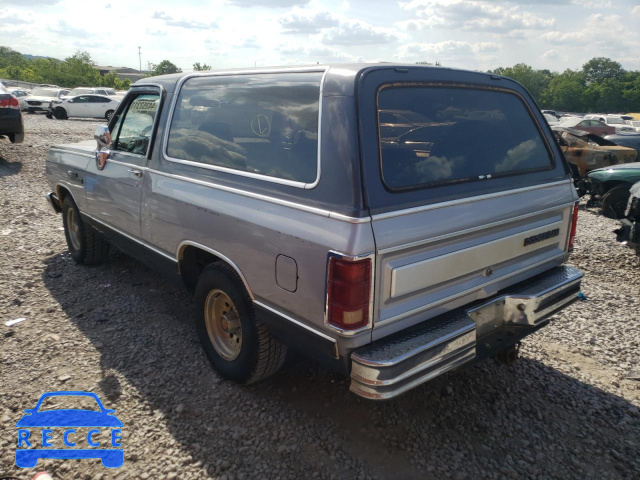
[
  {"x1": 0, "y1": 47, "x2": 131, "y2": 90},
  {"x1": 488, "y1": 57, "x2": 640, "y2": 114}
]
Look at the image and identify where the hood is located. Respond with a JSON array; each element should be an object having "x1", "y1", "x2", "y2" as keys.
[
  {"x1": 16, "y1": 409, "x2": 123, "y2": 427},
  {"x1": 25, "y1": 95, "x2": 57, "y2": 102},
  {"x1": 588, "y1": 162, "x2": 640, "y2": 183}
]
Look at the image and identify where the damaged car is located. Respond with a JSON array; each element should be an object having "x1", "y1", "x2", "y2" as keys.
[
  {"x1": 584, "y1": 163, "x2": 640, "y2": 218},
  {"x1": 615, "y1": 181, "x2": 640, "y2": 256},
  {"x1": 552, "y1": 126, "x2": 637, "y2": 180}
]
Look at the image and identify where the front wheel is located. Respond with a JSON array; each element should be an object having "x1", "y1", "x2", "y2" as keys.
[
  {"x1": 195, "y1": 262, "x2": 286, "y2": 384},
  {"x1": 602, "y1": 186, "x2": 630, "y2": 219},
  {"x1": 61, "y1": 196, "x2": 109, "y2": 265},
  {"x1": 53, "y1": 107, "x2": 67, "y2": 120},
  {"x1": 105, "y1": 110, "x2": 114, "y2": 122}
]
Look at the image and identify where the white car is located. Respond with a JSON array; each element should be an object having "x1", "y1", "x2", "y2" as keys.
[
  {"x1": 6, "y1": 88, "x2": 30, "y2": 110},
  {"x1": 24, "y1": 87, "x2": 70, "y2": 113},
  {"x1": 48, "y1": 94, "x2": 120, "y2": 121},
  {"x1": 630, "y1": 120, "x2": 640, "y2": 133},
  {"x1": 64, "y1": 87, "x2": 119, "y2": 98}
]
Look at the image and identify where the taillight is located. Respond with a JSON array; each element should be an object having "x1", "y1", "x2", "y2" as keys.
[
  {"x1": 326, "y1": 254, "x2": 372, "y2": 332},
  {"x1": 0, "y1": 96, "x2": 20, "y2": 109},
  {"x1": 568, "y1": 201, "x2": 579, "y2": 251}
]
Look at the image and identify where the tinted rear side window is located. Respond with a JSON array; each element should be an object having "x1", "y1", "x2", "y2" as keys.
[
  {"x1": 166, "y1": 72, "x2": 323, "y2": 184},
  {"x1": 378, "y1": 86, "x2": 553, "y2": 190}
]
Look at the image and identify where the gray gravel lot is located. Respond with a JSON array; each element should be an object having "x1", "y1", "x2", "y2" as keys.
[{"x1": 1, "y1": 114, "x2": 639, "y2": 480}]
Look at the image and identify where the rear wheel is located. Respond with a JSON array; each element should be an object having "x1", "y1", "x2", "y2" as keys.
[
  {"x1": 61, "y1": 196, "x2": 109, "y2": 265},
  {"x1": 602, "y1": 186, "x2": 630, "y2": 219},
  {"x1": 105, "y1": 110, "x2": 114, "y2": 122},
  {"x1": 53, "y1": 107, "x2": 68, "y2": 120},
  {"x1": 195, "y1": 262, "x2": 286, "y2": 384}
]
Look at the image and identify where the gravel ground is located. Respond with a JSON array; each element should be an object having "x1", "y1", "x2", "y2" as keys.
[{"x1": 1, "y1": 114, "x2": 639, "y2": 480}]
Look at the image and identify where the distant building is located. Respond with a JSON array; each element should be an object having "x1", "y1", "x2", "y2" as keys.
[{"x1": 94, "y1": 65, "x2": 145, "y2": 83}]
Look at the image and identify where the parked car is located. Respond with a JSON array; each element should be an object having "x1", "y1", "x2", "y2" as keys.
[
  {"x1": 47, "y1": 95, "x2": 120, "y2": 121},
  {"x1": 604, "y1": 133, "x2": 640, "y2": 157},
  {"x1": 585, "y1": 115, "x2": 636, "y2": 133},
  {"x1": 0, "y1": 84, "x2": 24, "y2": 143},
  {"x1": 24, "y1": 87, "x2": 70, "y2": 113},
  {"x1": 615, "y1": 181, "x2": 640, "y2": 256},
  {"x1": 44, "y1": 64, "x2": 583, "y2": 400},
  {"x1": 543, "y1": 113, "x2": 560, "y2": 126},
  {"x1": 552, "y1": 127, "x2": 637, "y2": 180},
  {"x1": 66, "y1": 87, "x2": 118, "y2": 97},
  {"x1": 629, "y1": 120, "x2": 640, "y2": 133},
  {"x1": 6, "y1": 87, "x2": 30, "y2": 110},
  {"x1": 558, "y1": 116, "x2": 615, "y2": 136},
  {"x1": 585, "y1": 163, "x2": 640, "y2": 218}
]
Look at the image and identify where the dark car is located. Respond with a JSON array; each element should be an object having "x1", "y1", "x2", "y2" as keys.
[
  {"x1": 604, "y1": 133, "x2": 640, "y2": 157},
  {"x1": 0, "y1": 84, "x2": 24, "y2": 144},
  {"x1": 586, "y1": 163, "x2": 640, "y2": 218},
  {"x1": 615, "y1": 181, "x2": 640, "y2": 256}
]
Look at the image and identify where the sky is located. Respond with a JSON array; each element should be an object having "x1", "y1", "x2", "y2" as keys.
[{"x1": 0, "y1": 0, "x2": 639, "y2": 73}]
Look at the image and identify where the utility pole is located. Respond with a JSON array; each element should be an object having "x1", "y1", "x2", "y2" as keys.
[{"x1": 138, "y1": 46, "x2": 142, "y2": 73}]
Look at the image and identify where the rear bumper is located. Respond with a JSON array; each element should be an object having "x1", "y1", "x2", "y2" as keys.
[{"x1": 350, "y1": 265, "x2": 583, "y2": 400}]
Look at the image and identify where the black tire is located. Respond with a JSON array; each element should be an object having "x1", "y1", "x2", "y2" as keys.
[
  {"x1": 53, "y1": 107, "x2": 68, "y2": 120},
  {"x1": 61, "y1": 196, "x2": 109, "y2": 265},
  {"x1": 602, "y1": 186, "x2": 630, "y2": 219},
  {"x1": 194, "y1": 262, "x2": 286, "y2": 384},
  {"x1": 105, "y1": 110, "x2": 114, "y2": 122}
]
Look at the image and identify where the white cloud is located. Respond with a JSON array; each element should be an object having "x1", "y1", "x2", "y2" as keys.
[
  {"x1": 633, "y1": 5, "x2": 640, "y2": 18},
  {"x1": 399, "y1": 40, "x2": 499, "y2": 60},
  {"x1": 401, "y1": 0, "x2": 555, "y2": 32},
  {"x1": 227, "y1": 0, "x2": 310, "y2": 7},
  {"x1": 570, "y1": 0, "x2": 613, "y2": 8},
  {"x1": 152, "y1": 11, "x2": 218, "y2": 30},
  {"x1": 279, "y1": 11, "x2": 339, "y2": 34},
  {"x1": 322, "y1": 20, "x2": 397, "y2": 45}
]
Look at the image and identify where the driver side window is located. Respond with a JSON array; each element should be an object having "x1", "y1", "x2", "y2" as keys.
[{"x1": 112, "y1": 93, "x2": 160, "y2": 156}]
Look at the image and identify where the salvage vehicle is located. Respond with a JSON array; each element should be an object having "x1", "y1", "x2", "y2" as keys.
[
  {"x1": 44, "y1": 64, "x2": 583, "y2": 400},
  {"x1": 46, "y1": 94, "x2": 120, "y2": 121},
  {"x1": 604, "y1": 133, "x2": 640, "y2": 157},
  {"x1": 558, "y1": 116, "x2": 615, "y2": 136},
  {"x1": 0, "y1": 84, "x2": 24, "y2": 143},
  {"x1": 67, "y1": 87, "x2": 118, "y2": 97},
  {"x1": 585, "y1": 115, "x2": 636, "y2": 134},
  {"x1": 585, "y1": 163, "x2": 640, "y2": 218},
  {"x1": 552, "y1": 127, "x2": 637, "y2": 180},
  {"x1": 24, "y1": 87, "x2": 70, "y2": 113},
  {"x1": 7, "y1": 87, "x2": 30, "y2": 110},
  {"x1": 615, "y1": 181, "x2": 640, "y2": 256}
]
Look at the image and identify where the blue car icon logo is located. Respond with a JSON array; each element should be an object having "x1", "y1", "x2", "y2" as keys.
[{"x1": 15, "y1": 391, "x2": 123, "y2": 468}]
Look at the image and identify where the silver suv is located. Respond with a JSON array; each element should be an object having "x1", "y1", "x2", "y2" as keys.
[{"x1": 45, "y1": 64, "x2": 583, "y2": 399}]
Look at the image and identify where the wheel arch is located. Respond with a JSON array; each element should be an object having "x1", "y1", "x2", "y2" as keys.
[{"x1": 177, "y1": 241, "x2": 254, "y2": 299}]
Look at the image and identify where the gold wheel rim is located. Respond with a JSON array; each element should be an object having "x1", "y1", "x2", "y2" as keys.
[
  {"x1": 66, "y1": 208, "x2": 81, "y2": 251},
  {"x1": 204, "y1": 289, "x2": 242, "y2": 361}
]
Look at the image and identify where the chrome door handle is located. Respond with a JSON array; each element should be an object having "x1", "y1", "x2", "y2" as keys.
[{"x1": 127, "y1": 169, "x2": 143, "y2": 178}]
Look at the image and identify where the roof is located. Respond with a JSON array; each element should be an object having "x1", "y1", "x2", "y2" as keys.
[{"x1": 134, "y1": 63, "x2": 509, "y2": 96}]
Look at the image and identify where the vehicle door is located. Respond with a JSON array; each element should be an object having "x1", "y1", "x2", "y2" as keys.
[
  {"x1": 577, "y1": 120, "x2": 593, "y2": 134},
  {"x1": 68, "y1": 96, "x2": 91, "y2": 117},
  {"x1": 84, "y1": 90, "x2": 161, "y2": 238},
  {"x1": 89, "y1": 96, "x2": 109, "y2": 118}
]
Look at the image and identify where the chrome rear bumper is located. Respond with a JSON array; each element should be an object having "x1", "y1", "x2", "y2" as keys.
[{"x1": 350, "y1": 265, "x2": 583, "y2": 400}]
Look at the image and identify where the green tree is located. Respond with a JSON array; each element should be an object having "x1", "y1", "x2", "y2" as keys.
[
  {"x1": 489, "y1": 63, "x2": 555, "y2": 104},
  {"x1": 193, "y1": 62, "x2": 211, "y2": 71},
  {"x1": 149, "y1": 60, "x2": 182, "y2": 76},
  {"x1": 582, "y1": 57, "x2": 624, "y2": 85},
  {"x1": 541, "y1": 70, "x2": 586, "y2": 112}
]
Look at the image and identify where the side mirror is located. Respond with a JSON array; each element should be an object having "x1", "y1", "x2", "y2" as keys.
[{"x1": 94, "y1": 125, "x2": 111, "y2": 149}]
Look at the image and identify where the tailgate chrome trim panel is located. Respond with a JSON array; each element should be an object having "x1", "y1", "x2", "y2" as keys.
[{"x1": 350, "y1": 265, "x2": 583, "y2": 400}]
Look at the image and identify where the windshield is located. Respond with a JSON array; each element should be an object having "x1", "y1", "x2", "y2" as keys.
[
  {"x1": 32, "y1": 88, "x2": 59, "y2": 97},
  {"x1": 606, "y1": 117, "x2": 624, "y2": 124},
  {"x1": 378, "y1": 86, "x2": 553, "y2": 190}
]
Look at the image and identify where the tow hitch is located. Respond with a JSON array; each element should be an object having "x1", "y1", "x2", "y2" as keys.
[{"x1": 498, "y1": 342, "x2": 520, "y2": 366}]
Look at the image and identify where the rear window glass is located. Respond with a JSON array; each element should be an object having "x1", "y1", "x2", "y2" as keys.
[
  {"x1": 166, "y1": 72, "x2": 322, "y2": 184},
  {"x1": 378, "y1": 86, "x2": 553, "y2": 190}
]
